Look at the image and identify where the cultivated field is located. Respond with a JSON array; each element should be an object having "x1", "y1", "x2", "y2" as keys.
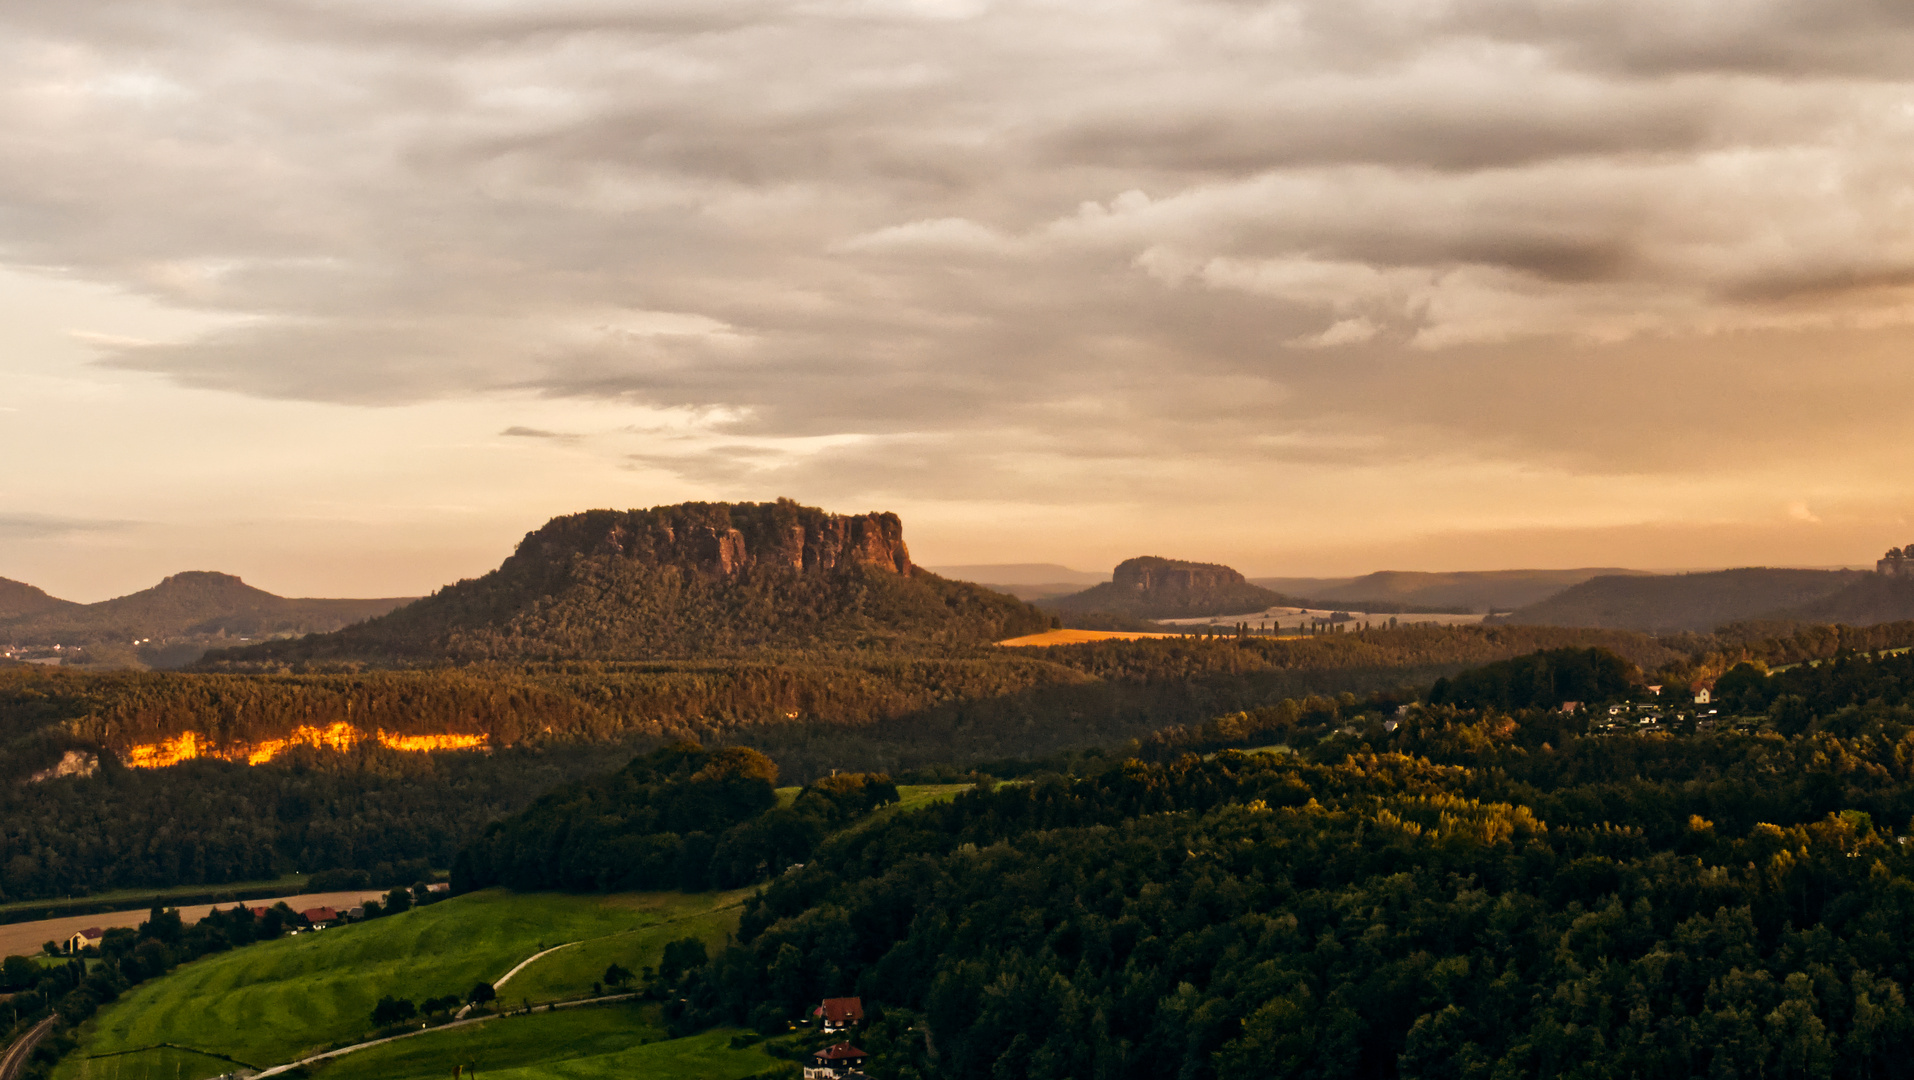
[
  {"x1": 996, "y1": 628, "x2": 1179, "y2": 646},
  {"x1": 0, "y1": 890, "x2": 391, "y2": 959}
]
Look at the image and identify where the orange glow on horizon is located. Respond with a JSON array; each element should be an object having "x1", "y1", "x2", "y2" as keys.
[{"x1": 121, "y1": 725, "x2": 487, "y2": 768}]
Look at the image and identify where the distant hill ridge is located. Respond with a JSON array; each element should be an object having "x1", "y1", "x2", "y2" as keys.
[
  {"x1": 0, "y1": 577, "x2": 77, "y2": 620},
  {"x1": 1495, "y1": 567, "x2": 1865, "y2": 633},
  {"x1": 1251, "y1": 568, "x2": 1655, "y2": 614},
  {"x1": 0, "y1": 571, "x2": 414, "y2": 666},
  {"x1": 201, "y1": 499, "x2": 1050, "y2": 666}
]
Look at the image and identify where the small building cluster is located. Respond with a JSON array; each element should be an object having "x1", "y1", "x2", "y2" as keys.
[
  {"x1": 805, "y1": 997, "x2": 872, "y2": 1080},
  {"x1": 1588, "y1": 687, "x2": 1745, "y2": 736}
]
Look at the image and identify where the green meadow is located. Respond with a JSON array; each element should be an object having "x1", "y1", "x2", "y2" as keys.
[
  {"x1": 56, "y1": 889, "x2": 749, "y2": 1080},
  {"x1": 499, "y1": 892, "x2": 747, "y2": 1004},
  {"x1": 305, "y1": 1002, "x2": 783, "y2": 1080},
  {"x1": 54, "y1": 785, "x2": 970, "y2": 1080}
]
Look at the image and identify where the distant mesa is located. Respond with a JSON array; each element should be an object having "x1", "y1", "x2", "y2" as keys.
[
  {"x1": 200, "y1": 498, "x2": 1049, "y2": 667},
  {"x1": 1114, "y1": 556, "x2": 1246, "y2": 595},
  {"x1": 1042, "y1": 556, "x2": 1293, "y2": 621},
  {"x1": 1878, "y1": 546, "x2": 1914, "y2": 577}
]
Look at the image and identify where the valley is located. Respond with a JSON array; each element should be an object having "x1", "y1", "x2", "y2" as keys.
[{"x1": 11, "y1": 504, "x2": 1914, "y2": 1080}]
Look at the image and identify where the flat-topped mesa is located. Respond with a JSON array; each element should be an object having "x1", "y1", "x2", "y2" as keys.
[
  {"x1": 1113, "y1": 556, "x2": 1246, "y2": 595},
  {"x1": 514, "y1": 500, "x2": 913, "y2": 578}
]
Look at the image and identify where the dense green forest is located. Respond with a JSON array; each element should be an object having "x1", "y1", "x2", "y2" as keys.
[
  {"x1": 649, "y1": 644, "x2": 1914, "y2": 1080},
  {"x1": 24, "y1": 633, "x2": 1914, "y2": 1076},
  {"x1": 2, "y1": 623, "x2": 1701, "y2": 783},
  {"x1": 453, "y1": 742, "x2": 899, "y2": 893},
  {"x1": 7, "y1": 622, "x2": 1914, "y2": 907},
  {"x1": 0, "y1": 741, "x2": 643, "y2": 904}
]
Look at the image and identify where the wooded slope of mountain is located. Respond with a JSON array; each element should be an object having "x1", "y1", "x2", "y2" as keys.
[
  {"x1": 0, "y1": 578, "x2": 77, "y2": 621},
  {"x1": 1776, "y1": 573, "x2": 1914, "y2": 627},
  {"x1": 656, "y1": 640, "x2": 1914, "y2": 1080},
  {"x1": 203, "y1": 501, "x2": 1049, "y2": 665}
]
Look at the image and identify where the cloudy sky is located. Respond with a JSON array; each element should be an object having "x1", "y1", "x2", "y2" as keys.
[{"x1": 7, "y1": 0, "x2": 1914, "y2": 600}]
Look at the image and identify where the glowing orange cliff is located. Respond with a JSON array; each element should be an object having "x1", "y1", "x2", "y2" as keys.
[{"x1": 122, "y1": 723, "x2": 486, "y2": 768}]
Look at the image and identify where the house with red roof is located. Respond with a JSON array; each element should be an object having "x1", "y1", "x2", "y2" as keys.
[
  {"x1": 803, "y1": 1043, "x2": 868, "y2": 1080},
  {"x1": 65, "y1": 927, "x2": 105, "y2": 953},
  {"x1": 301, "y1": 906, "x2": 339, "y2": 927},
  {"x1": 813, "y1": 996, "x2": 865, "y2": 1031}
]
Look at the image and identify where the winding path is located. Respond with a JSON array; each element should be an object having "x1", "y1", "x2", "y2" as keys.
[
  {"x1": 252, "y1": 993, "x2": 638, "y2": 1079},
  {"x1": 452, "y1": 941, "x2": 578, "y2": 1020}
]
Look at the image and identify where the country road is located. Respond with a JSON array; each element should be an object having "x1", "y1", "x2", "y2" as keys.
[{"x1": 0, "y1": 1017, "x2": 58, "y2": 1080}]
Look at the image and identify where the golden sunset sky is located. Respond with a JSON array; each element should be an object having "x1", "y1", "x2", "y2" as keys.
[{"x1": 5, "y1": 0, "x2": 1914, "y2": 600}]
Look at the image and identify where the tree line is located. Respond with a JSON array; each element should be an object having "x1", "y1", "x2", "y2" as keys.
[{"x1": 453, "y1": 742, "x2": 898, "y2": 893}]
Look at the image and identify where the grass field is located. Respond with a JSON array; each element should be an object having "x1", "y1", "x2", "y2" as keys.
[
  {"x1": 307, "y1": 1003, "x2": 782, "y2": 1080},
  {"x1": 55, "y1": 889, "x2": 749, "y2": 1080},
  {"x1": 502, "y1": 893, "x2": 747, "y2": 1004},
  {"x1": 55, "y1": 786, "x2": 962, "y2": 1080}
]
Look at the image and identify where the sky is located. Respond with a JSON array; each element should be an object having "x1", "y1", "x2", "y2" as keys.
[{"x1": 6, "y1": 0, "x2": 1914, "y2": 601}]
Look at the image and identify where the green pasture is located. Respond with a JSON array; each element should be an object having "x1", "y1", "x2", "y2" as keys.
[
  {"x1": 55, "y1": 785, "x2": 958, "y2": 1080},
  {"x1": 306, "y1": 1004, "x2": 779, "y2": 1080},
  {"x1": 864, "y1": 784, "x2": 968, "y2": 827},
  {"x1": 56, "y1": 889, "x2": 745, "y2": 1080},
  {"x1": 500, "y1": 893, "x2": 746, "y2": 1004}
]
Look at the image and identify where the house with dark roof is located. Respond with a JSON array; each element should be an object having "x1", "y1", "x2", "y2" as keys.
[
  {"x1": 803, "y1": 1042, "x2": 869, "y2": 1080},
  {"x1": 66, "y1": 927, "x2": 105, "y2": 953},
  {"x1": 813, "y1": 996, "x2": 865, "y2": 1030}
]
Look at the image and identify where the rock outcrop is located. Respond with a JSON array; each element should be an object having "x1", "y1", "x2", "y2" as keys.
[
  {"x1": 516, "y1": 501, "x2": 912, "y2": 578},
  {"x1": 1044, "y1": 556, "x2": 1291, "y2": 621},
  {"x1": 1113, "y1": 556, "x2": 1245, "y2": 595}
]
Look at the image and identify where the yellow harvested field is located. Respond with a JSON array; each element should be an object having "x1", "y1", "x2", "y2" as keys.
[{"x1": 996, "y1": 629, "x2": 1181, "y2": 647}]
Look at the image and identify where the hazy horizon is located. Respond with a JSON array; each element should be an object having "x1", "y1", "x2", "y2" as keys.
[{"x1": 8, "y1": 0, "x2": 1914, "y2": 601}]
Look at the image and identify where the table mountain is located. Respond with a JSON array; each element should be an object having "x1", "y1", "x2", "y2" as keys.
[
  {"x1": 201, "y1": 499, "x2": 1050, "y2": 665},
  {"x1": 1042, "y1": 556, "x2": 1293, "y2": 620}
]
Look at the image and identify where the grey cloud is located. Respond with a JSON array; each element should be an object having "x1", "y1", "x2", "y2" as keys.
[
  {"x1": 10, "y1": 0, "x2": 1914, "y2": 499},
  {"x1": 0, "y1": 514, "x2": 139, "y2": 539}
]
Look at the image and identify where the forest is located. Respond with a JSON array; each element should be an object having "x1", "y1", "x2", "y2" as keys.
[
  {"x1": 654, "y1": 645, "x2": 1914, "y2": 1080},
  {"x1": 19, "y1": 634, "x2": 1914, "y2": 1076},
  {"x1": 5, "y1": 622, "x2": 1914, "y2": 905},
  {"x1": 452, "y1": 742, "x2": 899, "y2": 893}
]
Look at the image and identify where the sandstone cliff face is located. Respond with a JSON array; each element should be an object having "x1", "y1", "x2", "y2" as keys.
[
  {"x1": 1113, "y1": 556, "x2": 1246, "y2": 595},
  {"x1": 516, "y1": 500, "x2": 913, "y2": 578}
]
